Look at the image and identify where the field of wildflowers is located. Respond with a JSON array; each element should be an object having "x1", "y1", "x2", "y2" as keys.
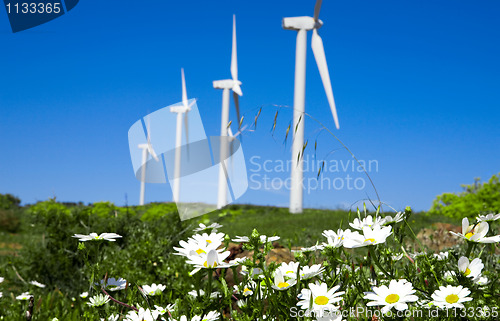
[{"x1": 1, "y1": 202, "x2": 498, "y2": 320}]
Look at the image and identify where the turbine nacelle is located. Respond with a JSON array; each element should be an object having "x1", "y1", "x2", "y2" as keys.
[
  {"x1": 213, "y1": 79, "x2": 241, "y2": 90},
  {"x1": 170, "y1": 105, "x2": 191, "y2": 114},
  {"x1": 282, "y1": 16, "x2": 322, "y2": 31}
]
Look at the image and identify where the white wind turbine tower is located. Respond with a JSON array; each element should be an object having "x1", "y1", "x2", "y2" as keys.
[
  {"x1": 283, "y1": 0, "x2": 340, "y2": 214},
  {"x1": 138, "y1": 120, "x2": 160, "y2": 205},
  {"x1": 170, "y1": 68, "x2": 192, "y2": 203},
  {"x1": 213, "y1": 15, "x2": 243, "y2": 209}
]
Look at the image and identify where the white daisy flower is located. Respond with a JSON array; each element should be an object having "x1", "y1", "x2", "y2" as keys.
[
  {"x1": 349, "y1": 215, "x2": 383, "y2": 230},
  {"x1": 235, "y1": 280, "x2": 257, "y2": 296},
  {"x1": 322, "y1": 229, "x2": 351, "y2": 248},
  {"x1": 0, "y1": 277, "x2": 4, "y2": 283},
  {"x1": 381, "y1": 212, "x2": 405, "y2": 225},
  {"x1": 142, "y1": 283, "x2": 166, "y2": 296},
  {"x1": 433, "y1": 252, "x2": 449, "y2": 260},
  {"x1": 300, "y1": 264, "x2": 325, "y2": 280},
  {"x1": 80, "y1": 291, "x2": 89, "y2": 299},
  {"x1": 191, "y1": 232, "x2": 226, "y2": 247},
  {"x1": 72, "y1": 232, "x2": 122, "y2": 242},
  {"x1": 186, "y1": 249, "x2": 233, "y2": 275},
  {"x1": 232, "y1": 235, "x2": 280, "y2": 243},
  {"x1": 193, "y1": 222, "x2": 223, "y2": 232},
  {"x1": 408, "y1": 252, "x2": 426, "y2": 260},
  {"x1": 0, "y1": 292, "x2": 2, "y2": 298},
  {"x1": 16, "y1": 292, "x2": 32, "y2": 300},
  {"x1": 173, "y1": 238, "x2": 222, "y2": 258},
  {"x1": 343, "y1": 225, "x2": 393, "y2": 248},
  {"x1": 392, "y1": 253, "x2": 404, "y2": 261},
  {"x1": 474, "y1": 276, "x2": 489, "y2": 286},
  {"x1": 240, "y1": 266, "x2": 264, "y2": 278},
  {"x1": 450, "y1": 218, "x2": 500, "y2": 243},
  {"x1": 476, "y1": 213, "x2": 500, "y2": 222},
  {"x1": 229, "y1": 257, "x2": 248, "y2": 265},
  {"x1": 443, "y1": 271, "x2": 456, "y2": 282},
  {"x1": 154, "y1": 304, "x2": 175, "y2": 315},
  {"x1": 237, "y1": 299, "x2": 247, "y2": 308},
  {"x1": 106, "y1": 315, "x2": 119, "y2": 321},
  {"x1": 431, "y1": 285, "x2": 472, "y2": 309},
  {"x1": 300, "y1": 244, "x2": 325, "y2": 252},
  {"x1": 297, "y1": 282, "x2": 344, "y2": 316},
  {"x1": 187, "y1": 289, "x2": 220, "y2": 298},
  {"x1": 87, "y1": 294, "x2": 110, "y2": 307},
  {"x1": 29, "y1": 280, "x2": 46, "y2": 288},
  {"x1": 125, "y1": 307, "x2": 157, "y2": 321},
  {"x1": 363, "y1": 279, "x2": 418, "y2": 314},
  {"x1": 458, "y1": 257, "x2": 483, "y2": 279},
  {"x1": 271, "y1": 269, "x2": 296, "y2": 291},
  {"x1": 99, "y1": 277, "x2": 127, "y2": 291},
  {"x1": 201, "y1": 311, "x2": 220, "y2": 321},
  {"x1": 277, "y1": 261, "x2": 300, "y2": 279}
]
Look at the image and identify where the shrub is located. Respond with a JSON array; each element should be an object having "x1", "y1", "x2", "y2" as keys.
[
  {"x1": 0, "y1": 193, "x2": 21, "y2": 210},
  {"x1": 429, "y1": 173, "x2": 500, "y2": 219},
  {"x1": 0, "y1": 193, "x2": 22, "y2": 232}
]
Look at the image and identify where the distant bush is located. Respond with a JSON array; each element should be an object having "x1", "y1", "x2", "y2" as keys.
[
  {"x1": 0, "y1": 193, "x2": 22, "y2": 232},
  {"x1": 0, "y1": 193, "x2": 21, "y2": 209},
  {"x1": 429, "y1": 173, "x2": 500, "y2": 219}
]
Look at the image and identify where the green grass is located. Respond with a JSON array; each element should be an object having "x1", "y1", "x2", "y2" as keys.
[{"x1": 202, "y1": 204, "x2": 456, "y2": 247}]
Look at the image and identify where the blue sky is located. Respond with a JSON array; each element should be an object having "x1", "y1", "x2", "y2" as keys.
[{"x1": 0, "y1": 0, "x2": 499, "y2": 212}]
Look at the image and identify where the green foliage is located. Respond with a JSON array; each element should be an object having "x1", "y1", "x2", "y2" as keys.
[
  {"x1": 140, "y1": 202, "x2": 178, "y2": 221},
  {"x1": 6, "y1": 199, "x2": 191, "y2": 300},
  {"x1": 0, "y1": 194, "x2": 22, "y2": 232},
  {"x1": 0, "y1": 193, "x2": 21, "y2": 209},
  {"x1": 429, "y1": 173, "x2": 500, "y2": 219}
]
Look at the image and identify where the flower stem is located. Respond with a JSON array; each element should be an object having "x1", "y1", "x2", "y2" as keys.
[
  {"x1": 368, "y1": 246, "x2": 392, "y2": 279},
  {"x1": 465, "y1": 242, "x2": 475, "y2": 257},
  {"x1": 206, "y1": 268, "x2": 213, "y2": 300},
  {"x1": 101, "y1": 287, "x2": 138, "y2": 311}
]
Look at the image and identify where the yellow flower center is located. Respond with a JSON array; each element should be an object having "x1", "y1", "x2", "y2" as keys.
[
  {"x1": 196, "y1": 248, "x2": 205, "y2": 255},
  {"x1": 445, "y1": 294, "x2": 459, "y2": 304},
  {"x1": 464, "y1": 268, "x2": 471, "y2": 276},
  {"x1": 385, "y1": 294, "x2": 400, "y2": 304},
  {"x1": 277, "y1": 282, "x2": 289, "y2": 288},
  {"x1": 314, "y1": 295, "x2": 329, "y2": 305},
  {"x1": 465, "y1": 232, "x2": 474, "y2": 239},
  {"x1": 364, "y1": 238, "x2": 375, "y2": 243},
  {"x1": 206, "y1": 240, "x2": 212, "y2": 244},
  {"x1": 286, "y1": 271, "x2": 294, "y2": 274},
  {"x1": 243, "y1": 287, "x2": 251, "y2": 294},
  {"x1": 203, "y1": 261, "x2": 217, "y2": 268}
]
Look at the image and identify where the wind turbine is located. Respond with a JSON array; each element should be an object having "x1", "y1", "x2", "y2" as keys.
[
  {"x1": 138, "y1": 120, "x2": 160, "y2": 205},
  {"x1": 213, "y1": 15, "x2": 242, "y2": 209},
  {"x1": 170, "y1": 68, "x2": 192, "y2": 203},
  {"x1": 283, "y1": 0, "x2": 340, "y2": 214}
]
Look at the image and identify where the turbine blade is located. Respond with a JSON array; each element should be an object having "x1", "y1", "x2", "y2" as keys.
[
  {"x1": 233, "y1": 91, "x2": 241, "y2": 131},
  {"x1": 232, "y1": 83, "x2": 243, "y2": 96},
  {"x1": 148, "y1": 144, "x2": 160, "y2": 162},
  {"x1": 231, "y1": 15, "x2": 238, "y2": 81},
  {"x1": 314, "y1": 0, "x2": 323, "y2": 21},
  {"x1": 181, "y1": 68, "x2": 188, "y2": 108},
  {"x1": 145, "y1": 116, "x2": 160, "y2": 161},
  {"x1": 311, "y1": 30, "x2": 340, "y2": 129}
]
